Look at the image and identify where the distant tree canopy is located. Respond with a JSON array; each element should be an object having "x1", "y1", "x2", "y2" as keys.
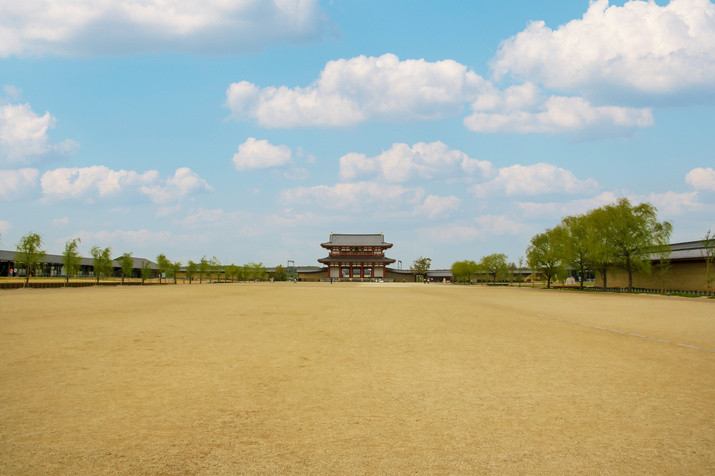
[
  {"x1": 479, "y1": 253, "x2": 509, "y2": 284},
  {"x1": 412, "y1": 257, "x2": 431, "y2": 281},
  {"x1": 450, "y1": 260, "x2": 478, "y2": 283},
  {"x1": 118, "y1": 253, "x2": 134, "y2": 284},
  {"x1": 90, "y1": 246, "x2": 112, "y2": 284},
  {"x1": 156, "y1": 253, "x2": 171, "y2": 283},
  {"x1": 245, "y1": 262, "x2": 267, "y2": 281},
  {"x1": 169, "y1": 261, "x2": 182, "y2": 284},
  {"x1": 140, "y1": 260, "x2": 153, "y2": 284},
  {"x1": 186, "y1": 260, "x2": 198, "y2": 284},
  {"x1": 62, "y1": 238, "x2": 81, "y2": 284},
  {"x1": 198, "y1": 256, "x2": 210, "y2": 283},
  {"x1": 525, "y1": 197, "x2": 672, "y2": 291},
  {"x1": 527, "y1": 227, "x2": 567, "y2": 289},
  {"x1": 272, "y1": 265, "x2": 288, "y2": 281},
  {"x1": 210, "y1": 256, "x2": 221, "y2": 283},
  {"x1": 15, "y1": 232, "x2": 45, "y2": 284}
]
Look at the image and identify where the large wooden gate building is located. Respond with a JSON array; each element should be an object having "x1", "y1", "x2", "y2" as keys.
[{"x1": 318, "y1": 233, "x2": 396, "y2": 280}]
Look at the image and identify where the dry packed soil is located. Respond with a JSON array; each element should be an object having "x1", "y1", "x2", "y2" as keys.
[{"x1": 1, "y1": 283, "x2": 713, "y2": 474}]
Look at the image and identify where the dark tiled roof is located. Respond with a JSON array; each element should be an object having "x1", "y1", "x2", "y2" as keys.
[
  {"x1": 0, "y1": 250, "x2": 157, "y2": 269},
  {"x1": 321, "y1": 233, "x2": 392, "y2": 247},
  {"x1": 318, "y1": 256, "x2": 396, "y2": 264},
  {"x1": 656, "y1": 240, "x2": 713, "y2": 261},
  {"x1": 385, "y1": 267, "x2": 414, "y2": 274},
  {"x1": 427, "y1": 269, "x2": 453, "y2": 278}
]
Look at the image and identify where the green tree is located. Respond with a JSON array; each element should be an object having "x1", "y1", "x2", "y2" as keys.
[
  {"x1": 527, "y1": 227, "x2": 566, "y2": 289},
  {"x1": 61, "y1": 238, "x2": 81, "y2": 285},
  {"x1": 273, "y1": 265, "x2": 288, "y2": 281},
  {"x1": 90, "y1": 246, "x2": 112, "y2": 284},
  {"x1": 601, "y1": 198, "x2": 672, "y2": 291},
  {"x1": 15, "y1": 232, "x2": 46, "y2": 285},
  {"x1": 186, "y1": 260, "x2": 197, "y2": 284},
  {"x1": 224, "y1": 264, "x2": 236, "y2": 283},
  {"x1": 246, "y1": 262, "x2": 267, "y2": 281},
  {"x1": 169, "y1": 261, "x2": 182, "y2": 284},
  {"x1": 583, "y1": 207, "x2": 615, "y2": 290},
  {"x1": 561, "y1": 214, "x2": 591, "y2": 289},
  {"x1": 210, "y1": 256, "x2": 222, "y2": 283},
  {"x1": 140, "y1": 260, "x2": 153, "y2": 284},
  {"x1": 156, "y1": 253, "x2": 171, "y2": 284},
  {"x1": 450, "y1": 260, "x2": 478, "y2": 284},
  {"x1": 703, "y1": 229, "x2": 715, "y2": 295},
  {"x1": 198, "y1": 256, "x2": 210, "y2": 283},
  {"x1": 118, "y1": 252, "x2": 134, "y2": 284},
  {"x1": 411, "y1": 257, "x2": 431, "y2": 282},
  {"x1": 479, "y1": 253, "x2": 509, "y2": 284}
]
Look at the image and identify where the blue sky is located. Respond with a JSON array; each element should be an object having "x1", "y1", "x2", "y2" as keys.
[{"x1": 1, "y1": 0, "x2": 713, "y2": 268}]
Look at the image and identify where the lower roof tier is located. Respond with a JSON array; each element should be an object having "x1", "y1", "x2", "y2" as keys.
[{"x1": 317, "y1": 256, "x2": 396, "y2": 264}]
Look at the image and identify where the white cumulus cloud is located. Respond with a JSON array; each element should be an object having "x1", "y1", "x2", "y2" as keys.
[
  {"x1": 0, "y1": 0, "x2": 330, "y2": 57},
  {"x1": 464, "y1": 93, "x2": 653, "y2": 136},
  {"x1": 471, "y1": 163, "x2": 599, "y2": 197},
  {"x1": 518, "y1": 192, "x2": 620, "y2": 218},
  {"x1": 518, "y1": 190, "x2": 701, "y2": 218},
  {"x1": 140, "y1": 167, "x2": 213, "y2": 204},
  {"x1": 686, "y1": 167, "x2": 715, "y2": 191},
  {"x1": 339, "y1": 141, "x2": 494, "y2": 182},
  {"x1": 644, "y1": 190, "x2": 701, "y2": 216},
  {"x1": 232, "y1": 137, "x2": 293, "y2": 170},
  {"x1": 283, "y1": 181, "x2": 425, "y2": 211},
  {"x1": 39, "y1": 165, "x2": 211, "y2": 204},
  {"x1": 417, "y1": 195, "x2": 462, "y2": 218},
  {"x1": 492, "y1": 0, "x2": 715, "y2": 98},
  {"x1": 0, "y1": 168, "x2": 39, "y2": 199},
  {"x1": 0, "y1": 103, "x2": 78, "y2": 164},
  {"x1": 474, "y1": 215, "x2": 528, "y2": 235},
  {"x1": 41, "y1": 165, "x2": 158, "y2": 200},
  {"x1": 283, "y1": 180, "x2": 460, "y2": 219},
  {"x1": 226, "y1": 53, "x2": 490, "y2": 128}
]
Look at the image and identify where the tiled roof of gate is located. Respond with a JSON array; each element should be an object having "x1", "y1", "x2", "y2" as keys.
[
  {"x1": 321, "y1": 233, "x2": 392, "y2": 247},
  {"x1": 318, "y1": 256, "x2": 396, "y2": 264}
]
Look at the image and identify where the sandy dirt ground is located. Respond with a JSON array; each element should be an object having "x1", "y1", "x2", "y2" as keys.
[{"x1": 1, "y1": 283, "x2": 713, "y2": 474}]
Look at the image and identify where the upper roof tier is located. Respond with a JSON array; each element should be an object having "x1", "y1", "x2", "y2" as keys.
[{"x1": 321, "y1": 233, "x2": 393, "y2": 248}]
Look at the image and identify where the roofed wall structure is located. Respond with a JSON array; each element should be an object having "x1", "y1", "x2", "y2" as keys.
[
  {"x1": 595, "y1": 240, "x2": 714, "y2": 292},
  {"x1": 0, "y1": 249, "x2": 157, "y2": 278}
]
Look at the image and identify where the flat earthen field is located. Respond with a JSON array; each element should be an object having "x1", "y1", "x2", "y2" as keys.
[{"x1": 1, "y1": 283, "x2": 713, "y2": 473}]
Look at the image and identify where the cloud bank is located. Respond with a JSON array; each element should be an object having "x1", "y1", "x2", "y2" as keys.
[
  {"x1": 0, "y1": 103, "x2": 78, "y2": 164},
  {"x1": 339, "y1": 141, "x2": 494, "y2": 182},
  {"x1": 0, "y1": 0, "x2": 330, "y2": 57},
  {"x1": 227, "y1": 53, "x2": 489, "y2": 128},
  {"x1": 492, "y1": 0, "x2": 715, "y2": 99},
  {"x1": 39, "y1": 165, "x2": 211, "y2": 203}
]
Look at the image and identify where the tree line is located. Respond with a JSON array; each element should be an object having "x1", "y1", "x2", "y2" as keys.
[
  {"x1": 526, "y1": 198, "x2": 714, "y2": 293},
  {"x1": 450, "y1": 253, "x2": 521, "y2": 284},
  {"x1": 448, "y1": 198, "x2": 714, "y2": 293},
  {"x1": 524, "y1": 198, "x2": 673, "y2": 291},
  {"x1": 9, "y1": 232, "x2": 269, "y2": 285}
]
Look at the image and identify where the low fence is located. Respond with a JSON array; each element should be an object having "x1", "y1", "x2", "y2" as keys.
[
  {"x1": 0, "y1": 281, "x2": 168, "y2": 289},
  {"x1": 571, "y1": 286, "x2": 712, "y2": 296}
]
